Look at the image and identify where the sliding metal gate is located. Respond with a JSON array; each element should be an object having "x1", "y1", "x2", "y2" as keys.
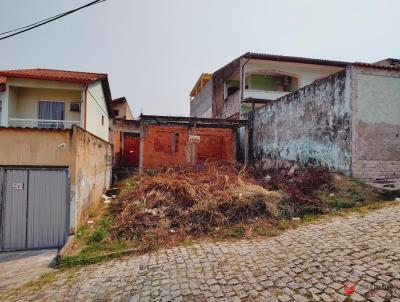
[{"x1": 0, "y1": 168, "x2": 69, "y2": 251}]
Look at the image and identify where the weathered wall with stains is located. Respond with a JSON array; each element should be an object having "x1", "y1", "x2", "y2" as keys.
[
  {"x1": 73, "y1": 126, "x2": 112, "y2": 227},
  {"x1": 142, "y1": 124, "x2": 235, "y2": 169},
  {"x1": 212, "y1": 58, "x2": 241, "y2": 118},
  {"x1": 190, "y1": 80, "x2": 213, "y2": 118},
  {"x1": 251, "y1": 69, "x2": 352, "y2": 172},
  {"x1": 0, "y1": 126, "x2": 112, "y2": 232},
  {"x1": 221, "y1": 90, "x2": 241, "y2": 119},
  {"x1": 351, "y1": 65, "x2": 400, "y2": 179}
]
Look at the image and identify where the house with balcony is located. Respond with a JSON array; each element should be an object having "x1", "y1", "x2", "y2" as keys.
[
  {"x1": 0, "y1": 68, "x2": 112, "y2": 141},
  {"x1": 190, "y1": 53, "x2": 349, "y2": 119},
  {"x1": 0, "y1": 69, "x2": 113, "y2": 251}
]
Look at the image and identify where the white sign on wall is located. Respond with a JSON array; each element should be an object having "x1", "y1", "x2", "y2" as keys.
[
  {"x1": 12, "y1": 182, "x2": 24, "y2": 190},
  {"x1": 189, "y1": 135, "x2": 201, "y2": 143}
]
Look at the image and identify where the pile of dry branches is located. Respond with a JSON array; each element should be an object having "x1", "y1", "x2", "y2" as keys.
[{"x1": 109, "y1": 161, "x2": 281, "y2": 240}]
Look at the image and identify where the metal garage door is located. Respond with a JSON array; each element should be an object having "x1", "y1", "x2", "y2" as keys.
[{"x1": 0, "y1": 168, "x2": 69, "y2": 251}]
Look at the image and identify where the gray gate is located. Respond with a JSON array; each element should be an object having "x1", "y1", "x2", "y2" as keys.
[{"x1": 0, "y1": 168, "x2": 69, "y2": 251}]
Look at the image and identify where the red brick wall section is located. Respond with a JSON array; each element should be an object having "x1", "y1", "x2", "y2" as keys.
[
  {"x1": 142, "y1": 125, "x2": 235, "y2": 169},
  {"x1": 195, "y1": 128, "x2": 234, "y2": 163},
  {"x1": 143, "y1": 125, "x2": 189, "y2": 169}
]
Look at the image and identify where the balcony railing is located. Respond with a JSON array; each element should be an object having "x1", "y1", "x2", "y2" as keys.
[
  {"x1": 8, "y1": 118, "x2": 81, "y2": 129},
  {"x1": 243, "y1": 89, "x2": 290, "y2": 100}
]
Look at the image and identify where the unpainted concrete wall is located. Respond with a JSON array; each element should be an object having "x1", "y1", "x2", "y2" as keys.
[
  {"x1": 351, "y1": 66, "x2": 400, "y2": 179},
  {"x1": 190, "y1": 80, "x2": 213, "y2": 118},
  {"x1": 73, "y1": 126, "x2": 112, "y2": 227},
  {"x1": 222, "y1": 90, "x2": 241, "y2": 119},
  {"x1": 251, "y1": 70, "x2": 352, "y2": 172}
]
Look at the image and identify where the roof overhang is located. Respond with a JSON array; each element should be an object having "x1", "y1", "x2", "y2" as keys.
[{"x1": 138, "y1": 114, "x2": 247, "y2": 129}]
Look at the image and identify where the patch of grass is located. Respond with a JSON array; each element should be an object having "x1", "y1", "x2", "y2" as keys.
[
  {"x1": 253, "y1": 225, "x2": 280, "y2": 237},
  {"x1": 221, "y1": 226, "x2": 245, "y2": 238},
  {"x1": 120, "y1": 178, "x2": 137, "y2": 194},
  {"x1": 88, "y1": 210, "x2": 97, "y2": 218},
  {"x1": 277, "y1": 220, "x2": 293, "y2": 230},
  {"x1": 328, "y1": 199, "x2": 356, "y2": 209},
  {"x1": 59, "y1": 240, "x2": 131, "y2": 268},
  {"x1": 350, "y1": 176, "x2": 366, "y2": 187},
  {"x1": 75, "y1": 226, "x2": 87, "y2": 239}
]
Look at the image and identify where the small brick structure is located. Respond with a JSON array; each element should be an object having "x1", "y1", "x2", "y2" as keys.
[{"x1": 111, "y1": 115, "x2": 247, "y2": 172}]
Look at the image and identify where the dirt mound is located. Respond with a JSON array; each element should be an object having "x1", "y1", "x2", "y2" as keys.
[{"x1": 109, "y1": 161, "x2": 281, "y2": 240}]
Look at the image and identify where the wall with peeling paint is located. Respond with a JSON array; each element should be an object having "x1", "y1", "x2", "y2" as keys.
[
  {"x1": 351, "y1": 66, "x2": 400, "y2": 178},
  {"x1": 251, "y1": 69, "x2": 352, "y2": 172}
]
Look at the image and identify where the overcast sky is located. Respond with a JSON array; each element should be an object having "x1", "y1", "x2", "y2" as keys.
[{"x1": 0, "y1": 0, "x2": 399, "y2": 117}]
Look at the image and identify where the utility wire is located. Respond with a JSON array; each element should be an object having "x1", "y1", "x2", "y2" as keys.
[{"x1": 0, "y1": 0, "x2": 106, "y2": 41}]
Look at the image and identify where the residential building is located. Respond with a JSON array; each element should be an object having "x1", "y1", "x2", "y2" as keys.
[
  {"x1": 0, "y1": 68, "x2": 112, "y2": 141},
  {"x1": 190, "y1": 53, "x2": 349, "y2": 119},
  {"x1": 0, "y1": 68, "x2": 113, "y2": 251},
  {"x1": 111, "y1": 97, "x2": 134, "y2": 120},
  {"x1": 250, "y1": 61, "x2": 400, "y2": 180},
  {"x1": 109, "y1": 97, "x2": 134, "y2": 168}
]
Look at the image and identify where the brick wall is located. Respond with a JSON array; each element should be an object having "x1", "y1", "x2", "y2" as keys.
[
  {"x1": 143, "y1": 125, "x2": 189, "y2": 169},
  {"x1": 196, "y1": 128, "x2": 235, "y2": 163},
  {"x1": 142, "y1": 125, "x2": 235, "y2": 169}
]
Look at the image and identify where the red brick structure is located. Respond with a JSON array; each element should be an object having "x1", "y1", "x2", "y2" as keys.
[{"x1": 111, "y1": 115, "x2": 247, "y2": 172}]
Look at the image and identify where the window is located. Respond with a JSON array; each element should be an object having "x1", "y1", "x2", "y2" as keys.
[
  {"x1": 102, "y1": 115, "x2": 104, "y2": 126},
  {"x1": 113, "y1": 109, "x2": 119, "y2": 116},
  {"x1": 38, "y1": 101, "x2": 65, "y2": 128}
]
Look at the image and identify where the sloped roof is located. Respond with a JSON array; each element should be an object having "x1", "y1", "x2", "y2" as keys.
[
  {"x1": 241, "y1": 52, "x2": 349, "y2": 67},
  {"x1": 0, "y1": 68, "x2": 114, "y2": 116},
  {"x1": 190, "y1": 73, "x2": 212, "y2": 98},
  {"x1": 352, "y1": 62, "x2": 400, "y2": 71},
  {"x1": 0, "y1": 68, "x2": 106, "y2": 84},
  {"x1": 112, "y1": 97, "x2": 128, "y2": 104}
]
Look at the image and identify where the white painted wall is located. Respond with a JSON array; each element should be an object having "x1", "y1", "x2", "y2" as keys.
[{"x1": 85, "y1": 80, "x2": 109, "y2": 141}]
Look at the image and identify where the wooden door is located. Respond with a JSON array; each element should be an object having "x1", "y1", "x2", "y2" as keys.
[{"x1": 124, "y1": 133, "x2": 140, "y2": 167}]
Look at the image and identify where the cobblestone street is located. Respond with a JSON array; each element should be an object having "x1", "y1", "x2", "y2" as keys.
[{"x1": 1, "y1": 205, "x2": 400, "y2": 302}]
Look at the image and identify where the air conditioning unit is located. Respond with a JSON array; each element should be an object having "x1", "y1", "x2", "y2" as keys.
[{"x1": 70, "y1": 102, "x2": 81, "y2": 112}]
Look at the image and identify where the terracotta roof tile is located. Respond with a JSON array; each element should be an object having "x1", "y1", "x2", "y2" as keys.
[
  {"x1": 0, "y1": 68, "x2": 106, "y2": 84},
  {"x1": 352, "y1": 62, "x2": 400, "y2": 71}
]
